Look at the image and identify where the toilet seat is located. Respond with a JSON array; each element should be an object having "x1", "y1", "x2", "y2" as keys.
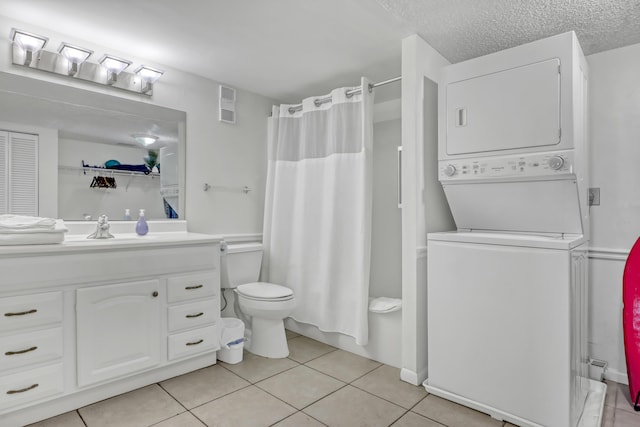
[{"x1": 236, "y1": 282, "x2": 294, "y2": 302}]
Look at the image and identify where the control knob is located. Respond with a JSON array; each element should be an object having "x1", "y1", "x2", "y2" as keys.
[
  {"x1": 443, "y1": 164, "x2": 456, "y2": 177},
  {"x1": 548, "y1": 156, "x2": 565, "y2": 170}
]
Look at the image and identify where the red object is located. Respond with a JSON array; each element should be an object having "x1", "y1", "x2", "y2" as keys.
[{"x1": 623, "y1": 237, "x2": 640, "y2": 411}]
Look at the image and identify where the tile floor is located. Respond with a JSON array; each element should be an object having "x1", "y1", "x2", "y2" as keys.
[{"x1": 30, "y1": 331, "x2": 640, "y2": 427}]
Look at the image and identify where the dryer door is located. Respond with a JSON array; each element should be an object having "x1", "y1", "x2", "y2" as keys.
[{"x1": 446, "y1": 58, "x2": 561, "y2": 156}]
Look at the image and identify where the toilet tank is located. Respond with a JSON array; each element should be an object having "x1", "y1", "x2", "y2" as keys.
[{"x1": 220, "y1": 242, "x2": 264, "y2": 288}]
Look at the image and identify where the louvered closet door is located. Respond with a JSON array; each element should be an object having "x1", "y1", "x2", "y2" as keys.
[
  {"x1": 6, "y1": 132, "x2": 38, "y2": 215},
  {"x1": 0, "y1": 132, "x2": 7, "y2": 214}
]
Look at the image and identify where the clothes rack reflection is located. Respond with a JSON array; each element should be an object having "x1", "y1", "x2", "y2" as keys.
[{"x1": 90, "y1": 175, "x2": 117, "y2": 189}]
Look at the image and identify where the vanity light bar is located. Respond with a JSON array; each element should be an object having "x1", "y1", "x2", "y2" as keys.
[
  {"x1": 134, "y1": 65, "x2": 164, "y2": 94},
  {"x1": 99, "y1": 55, "x2": 132, "y2": 85},
  {"x1": 10, "y1": 28, "x2": 48, "y2": 66},
  {"x1": 58, "y1": 42, "x2": 93, "y2": 76},
  {"x1": 9, "y1": 28, "x2": 164, "y2": 96}
]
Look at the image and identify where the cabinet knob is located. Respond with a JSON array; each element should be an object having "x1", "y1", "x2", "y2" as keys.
[{"x1": 152, "y1": 291, "x2": 159, "y2": 297}]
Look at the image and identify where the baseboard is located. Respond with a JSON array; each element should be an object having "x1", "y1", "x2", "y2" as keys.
[
  {"x1": 400, "y1": 366, "x2": 428, "y2": 385},
  {"x1": 400, "y1": 368, "x2": 419, "y2": 385},
  {"x1": 604, "y1": 367, "x2": 629, "y2": 385}
]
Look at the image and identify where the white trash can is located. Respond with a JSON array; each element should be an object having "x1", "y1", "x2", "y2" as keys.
[{"x1": 218, "y1": 317, "x2": 245, "y2": 364}]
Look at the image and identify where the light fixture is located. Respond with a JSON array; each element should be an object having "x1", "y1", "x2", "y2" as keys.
[
  {"x1": 99, "y1": 54, "x2": 132, "y2": 85},
  {"x1": 135, "y1": 65, "x2": 164, "y2": 94},
  {"x1": 9, "y1": 29, "x2": 162, "y2": 96},
  {"x1": 10, "y1": 28, "x2": 48, "y2": 66},
  {"x1": 58, "y1": 42, "x2": 93, "y2": 76},
  {"x1": 133, "y1": 134, "x2": 158, "y2": 146}
]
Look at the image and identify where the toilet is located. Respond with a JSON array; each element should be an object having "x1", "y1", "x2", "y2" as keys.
[{"x1": 220, "y1": 242, "x2": 295, "y2": 358}]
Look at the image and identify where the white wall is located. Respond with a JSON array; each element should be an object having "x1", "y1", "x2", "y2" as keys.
[
  {"x1": 58, "y1": 139, "x2": 165, "y2": 220},
  {"x1": 400, "y1": 34, "x2": 455, "y2": 385},
  {"x1": 0, "y1": 15, "x2": 276, "y2": 234},
  {"x1": 587, "y1": 42, "x2": 640, "y2": 383}
]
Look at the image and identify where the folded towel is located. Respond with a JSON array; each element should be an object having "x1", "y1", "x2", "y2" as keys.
[
  {"x1": 369, "y1": 297, "x2": 402, "y2": 314},
  {"x1": 0, "y1": 219, "x2": 66, "y2": 234},
  {"x1": 0, "y1": 230, "x2": 65, "y2": 245},
  {"x1": 0, "y1": 214, "x2": 56, "y2": 231}
]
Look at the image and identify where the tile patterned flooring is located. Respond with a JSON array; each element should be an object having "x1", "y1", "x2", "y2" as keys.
[{"x1": 30, "y1": 331, "x2": 640, "y2": 427}]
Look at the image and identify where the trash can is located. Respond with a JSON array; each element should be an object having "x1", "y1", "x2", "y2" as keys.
[{"x1": 218, "y1": 317, "x2": 245, "y2": 364}]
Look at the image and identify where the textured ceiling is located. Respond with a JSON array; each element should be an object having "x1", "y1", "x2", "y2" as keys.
[
  {"x1": 375, "y1": 0, "x2": 640, "y2": 63},
  {"x1": 1, "y1": 1, "x2": 640, "y2": 103}
]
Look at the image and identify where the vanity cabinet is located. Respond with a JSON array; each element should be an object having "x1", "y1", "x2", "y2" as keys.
[
  {"x1": 76, "y1": 280, "x2": 162, "y2": 387},
  {"x1": 0, "y1": 233, "x2": 221, "y2": 427}
]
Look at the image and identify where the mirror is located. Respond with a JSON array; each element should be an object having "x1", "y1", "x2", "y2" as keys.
[{"x1": 0, "y1": 72, "x2": 185, "y2": 221}]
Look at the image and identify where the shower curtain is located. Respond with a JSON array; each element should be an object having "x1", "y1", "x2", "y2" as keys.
[{"x1": 263, "y1": 77, "x2": 373, "y2": 345}]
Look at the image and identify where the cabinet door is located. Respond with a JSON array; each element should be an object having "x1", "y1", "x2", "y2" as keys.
[{"x1": 76, "y1": 280, "x2": 161, "y2": 387}]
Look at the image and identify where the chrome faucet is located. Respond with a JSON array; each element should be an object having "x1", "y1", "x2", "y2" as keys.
[{"x1": 87, "y1": 214, "x2": 114, "y2": 239}]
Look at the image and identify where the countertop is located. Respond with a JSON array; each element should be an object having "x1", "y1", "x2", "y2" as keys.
[{"x1": 0, "y1": 231, "x2": 223, "y2": 257}]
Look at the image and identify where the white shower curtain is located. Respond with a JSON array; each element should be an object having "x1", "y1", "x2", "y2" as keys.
[{"x1": 263, "y1": 77, "x2": 373, "y2": 345}]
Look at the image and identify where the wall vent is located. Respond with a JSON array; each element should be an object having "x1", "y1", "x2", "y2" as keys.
[{"x1": 219, "y1": 85, "x2": 236, "y2": 124}]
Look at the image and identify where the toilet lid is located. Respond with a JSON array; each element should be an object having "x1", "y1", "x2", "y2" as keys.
[{"x1": 237, "y1": 282, "x2": 294, "y2": 300}]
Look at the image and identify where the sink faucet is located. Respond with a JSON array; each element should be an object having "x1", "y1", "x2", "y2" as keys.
[{"x1": 87, "y1": 214, "x2": 114, "y2": 239}]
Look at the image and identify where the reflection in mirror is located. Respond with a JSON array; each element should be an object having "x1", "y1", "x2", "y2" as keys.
[{"x1": 0, "y1": 72, "x2": 185, "y2": 221}]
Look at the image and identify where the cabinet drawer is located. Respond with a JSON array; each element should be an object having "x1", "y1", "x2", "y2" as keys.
[
  {"x1": 168, "y1": 324, "x2": 218, "y2": 360},
  {"x1": 0, "y1": 362, "x2": 64, "y2": 412},
  {"x1": 167, "y1": 272, "x2": 217, "y2": 303},
  {"x1": 0, "y1": 292, "x2": 62, "y2": 333},
  {"x1": 168, "y1": 299, "x2": 219, "y2": 333},
  {"x1": 0, "y1": 327, "x2": 63, "y2": 373}
]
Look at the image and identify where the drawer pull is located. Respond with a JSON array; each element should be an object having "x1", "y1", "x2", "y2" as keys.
[
  {"x1": 185, "y1": 284, "x2": 203, "y2": 290},
  {"x1": 4, "y1": 309, "x2": 37, "y2": 317},
  {"x1": 5, "y1": 346, "x2": 38, "y2": 356},
  {"x1": 186, "y1": 339, "x2": 203, "y2": 346},
  {"x1": 7, "y1": 383, "x2": 39, "y2": 394},
  {"x1": 186, "y1": 312, "x2": 204, "y2": 319}
]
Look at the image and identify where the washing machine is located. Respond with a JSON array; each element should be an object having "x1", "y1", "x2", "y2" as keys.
[
  {"x1": 424, "y1": 32, "x2": 605, "y2": 427},
  {"x1": 427, "y1": 231, "x2": 588, "y2": 426}
]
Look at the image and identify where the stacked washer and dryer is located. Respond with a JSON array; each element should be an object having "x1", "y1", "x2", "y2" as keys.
[{"x1": 425, "y1": 32, "x2": 605, "y2": 426}]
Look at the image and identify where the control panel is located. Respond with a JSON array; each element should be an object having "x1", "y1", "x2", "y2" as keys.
[{"x1": 438, "y1": 151, "x2": 575, "y2": 181}]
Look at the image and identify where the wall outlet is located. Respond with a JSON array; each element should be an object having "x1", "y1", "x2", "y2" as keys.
[{"x1": 589, "y1": 188, "x2": 600, "y2": 206}]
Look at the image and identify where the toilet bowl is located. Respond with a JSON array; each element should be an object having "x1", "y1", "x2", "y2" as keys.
[
  {"x1": 235, "y1": 282, "x2": 295, "y2": 358},
  {"x1": 220, "y1": 242, "x2": 295, "y2": 358}
]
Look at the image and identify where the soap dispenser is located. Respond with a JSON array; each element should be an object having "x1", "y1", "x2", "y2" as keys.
[
  {"x1": 124, "y1": 208, "x2": 132, "y2": 221},
  {"x1": 135, "y1": 209, "x2": 149, "y2": 236}
]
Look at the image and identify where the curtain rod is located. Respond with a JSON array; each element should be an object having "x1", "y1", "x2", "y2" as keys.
[{"x1": 286, "y1": 76, "x2": 401, "y2": 114}]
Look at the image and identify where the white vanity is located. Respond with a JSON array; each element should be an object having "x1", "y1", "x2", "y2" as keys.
[{"x1": 0, "y1": 227, "x2": 221, "y2": 426}]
